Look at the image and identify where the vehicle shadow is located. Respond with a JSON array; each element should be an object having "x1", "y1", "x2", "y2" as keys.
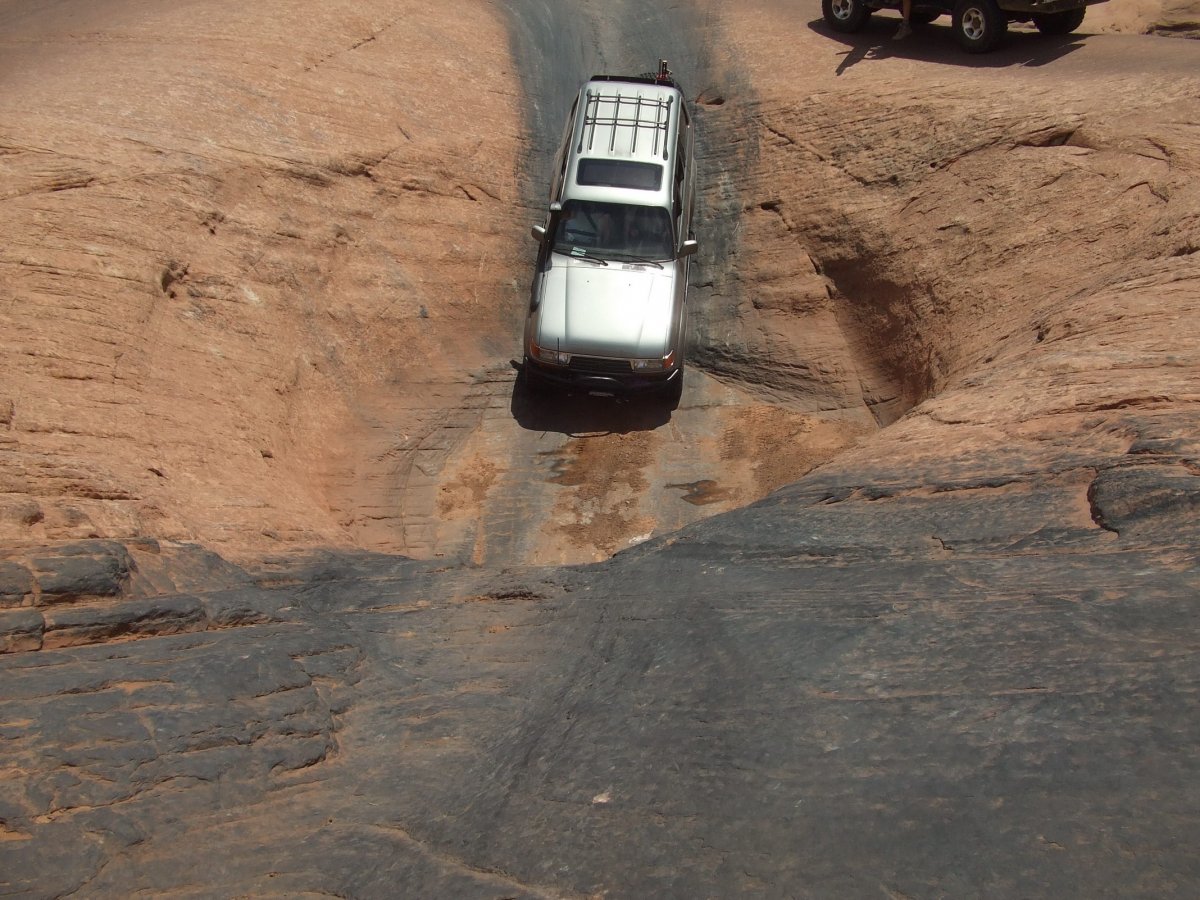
[
  {"x1": 508, "y1": 361, "x2": 675, "y2": 436},
  {"x1": 811, "y1": 18, "x2": 1087, "y2": 72}
]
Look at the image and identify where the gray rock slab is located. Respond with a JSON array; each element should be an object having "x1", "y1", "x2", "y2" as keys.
[
  {"x1": 30, "y1": 541, "x2": 133, "y2": 604},
  {"x1": 0, "y1": 561, "x2": 32, "y2": 608},
  {"x1": 0, "y1": 607, "x2": 42, "y2": 653},
  {"x1": 3, "y1": 509, "x2": 1198, "y2": 898},
  {"x1": 41, "y1": 595, "x2": 206, "y2": 649},
  {"x1": 1090, "y1": 462, "x2": 1200, "y2": 540},
  {"x1": 198, "y1": 585, "x2": 299, "y2": 626}
]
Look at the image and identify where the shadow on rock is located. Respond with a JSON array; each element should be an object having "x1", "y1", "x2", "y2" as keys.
[
  {"x1": 811, "y1": 18, "x2": 1086, "y2": 71},
  {"x1": 508, "y1": 362, "x2": 674, "y2": 436}
]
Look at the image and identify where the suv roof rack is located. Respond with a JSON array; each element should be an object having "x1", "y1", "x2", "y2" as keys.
[
  {"x1": 578, "y1": 83, "x2": 675, "y2": 160},
  {"x1": 589, "y1": 59, "x2": 679, "y2": 89}
]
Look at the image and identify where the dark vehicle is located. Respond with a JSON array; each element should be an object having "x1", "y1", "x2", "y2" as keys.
[{"x1": 822, "y1": 0, "x2": 1109, "y2": 53}]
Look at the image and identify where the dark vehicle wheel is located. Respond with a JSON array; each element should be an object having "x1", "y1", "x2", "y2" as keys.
[
  {"x1": 521, "y1": 362, "x2": 550, "y2": 396},
  {"x1": 910, "y1": 9, "x2": 942, "y2": 24},
  {"x1": 663, "y1": 372, "x2": 683, "y2": 406},
  {"x1": 953, "y1": 0, "x2": 1007, "y2": 52},
  {"x1": 822, "y1": 0, "x2": 872, "y2": 33},
  {"x1": 1033, "y1": 6, "x2": 1086, "y2": 34}
]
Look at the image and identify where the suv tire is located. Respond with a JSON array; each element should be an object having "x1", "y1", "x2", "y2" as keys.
[
  {"x1": 822, "y1": 0, "x2": 872, "y2": 33},
  {"x1": 953, "y1": 0, "x2": 1007, "y2": 52},
  {"x1": 1033, "y1": 7, "x2": 1086, "y2": 34},
  {"x1": 522, "y1": 363, "x2": 550, "y2": 397},
  {"x1": 662, "y1": 369, "x2": 684, "y2": 406}
]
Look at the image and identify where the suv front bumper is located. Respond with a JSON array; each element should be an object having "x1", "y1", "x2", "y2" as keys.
[{"x1": 524, "y1": 357, "x2": 681, "y2": 396}]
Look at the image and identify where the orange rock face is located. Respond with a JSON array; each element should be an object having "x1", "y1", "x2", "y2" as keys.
[
  {"x1": 1, "y1": 1, "x2": 527, "y2": 559},
  {"x1": 3, "y1": 3, "x2": 1200, "y2": 896},
  {"x1": 2, "y1": 0, "x2": 1199, "y2": 570},
  {"x1": 717, "y1": 0, "x2": 1200, "y2": 493}
]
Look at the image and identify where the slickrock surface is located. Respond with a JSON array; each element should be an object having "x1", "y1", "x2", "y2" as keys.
[
  {"x1": 1090, "y1": 0, "x2": 1200, "y2": 34},
  {"x1": 0, "y1": 0, "x2": 871, "y2": 569},
  {"x1": 2, "y1": 0, "x2": 1200, "y2": 896},
  {"x1": 1, "y1": 0, "x2": 529, "y2": 561}
]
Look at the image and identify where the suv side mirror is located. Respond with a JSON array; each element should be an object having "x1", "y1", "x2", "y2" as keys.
[
  {"x1": 531, "y1": 224, "x2": 547, "y2": 243},
  {"x1": 679, "y1": 239, "x2": 698, "y2": 258}
]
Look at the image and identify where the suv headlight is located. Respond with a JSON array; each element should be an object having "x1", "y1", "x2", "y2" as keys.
[{"x1": 530, "y1": 340, "x2": 570, "y2": 367}]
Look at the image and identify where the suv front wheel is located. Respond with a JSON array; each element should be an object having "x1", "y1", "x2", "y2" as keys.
[
  {"x1": 953, "y1": 0, "x2": 1007, "y2": 52},
  {"x1": 822, "y1": 0, "x2": 872, "y2": 33}
]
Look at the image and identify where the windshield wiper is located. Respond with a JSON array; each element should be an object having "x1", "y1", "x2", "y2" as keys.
[
  {"x1": 559, "y1": 246, "x2": 608, "y2": 266},
  {"x1": 611, "y1": 253, "x2": 663, "y2": 269}
]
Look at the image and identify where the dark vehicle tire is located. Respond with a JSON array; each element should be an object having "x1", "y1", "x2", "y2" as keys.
[
  {"x1": 663, "y1": 370, "x2": 684, "y2": 407},
  {"x1": 952, "y1": 0, "x2": 1007, "y2": 52},
  {"x1": 910, "y1": 9, "x2": 942, "y2": 24},
  {"x1": 522, "y1": 362, "x2": 550, "y2": 396},
  {"x1": 822, "y1": 0, "x2": 872, "y2": 33},
  {"x1": 1032, "y1": 7, "x2": 1086, "y2": 34}
]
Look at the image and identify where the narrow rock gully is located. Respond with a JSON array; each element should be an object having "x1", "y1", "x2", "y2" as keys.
[{"x1": 422, "y1": 1, "x2": 889, "y2": 569}]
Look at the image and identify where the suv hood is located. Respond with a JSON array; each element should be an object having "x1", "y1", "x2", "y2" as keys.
[{"x1": 536, "y1": 255, "x2": 676, "y2": 359}]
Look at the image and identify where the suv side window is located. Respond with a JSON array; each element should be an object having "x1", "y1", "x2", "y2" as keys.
[
  {"x1": 550, "y1": 97, "x2": 578, "y2": 201},
  {"x1": 673, "y1": 107, "x2": 690, "y2": 246}
]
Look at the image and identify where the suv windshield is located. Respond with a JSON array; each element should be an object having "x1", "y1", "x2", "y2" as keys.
[{"x1": 553, "y1": 200, "x2": 673, "y2": 261}]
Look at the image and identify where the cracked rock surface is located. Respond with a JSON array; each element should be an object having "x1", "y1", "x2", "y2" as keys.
[{"x1": 2, "y1": 0, "x2": 1200, "y2": 896}]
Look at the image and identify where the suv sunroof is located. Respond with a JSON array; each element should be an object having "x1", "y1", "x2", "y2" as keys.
[{"x1": 577, "y1": 158, "x2": 664, "y2": 191}]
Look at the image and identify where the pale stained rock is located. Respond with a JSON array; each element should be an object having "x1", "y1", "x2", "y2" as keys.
[
  {"x1": 0, "y1": 498, "x2": 44, "y2": 539},
  {"x1": 1157, "y1": 0, "x2": 1200, "y2": 32},
  {"x1": 1089, "y1": 0, "x2": 1200, "y2": 34}
]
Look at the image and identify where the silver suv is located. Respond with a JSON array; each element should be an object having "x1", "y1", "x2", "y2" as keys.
[{"x1": 524, "y1": 62, "x2": 697, "y2": 401}]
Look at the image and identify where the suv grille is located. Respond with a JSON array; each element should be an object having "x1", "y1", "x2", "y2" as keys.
[{"x1": 569, "y1": 356, "x2": 633, "y2": 376}]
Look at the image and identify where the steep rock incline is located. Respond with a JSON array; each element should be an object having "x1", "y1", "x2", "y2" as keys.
[
  {"x1": 0, "y1": 0, "x2": 875, "y2": 568},
  {"x1": 0, "y1": 0, "x2": 528, "y2": 560},
  {"x1": 696, "y1": 8, "x2": 1200, "y2": 428},
  {"x1": 3, "y1": 1, "x2": 1200, "y2": 897}
]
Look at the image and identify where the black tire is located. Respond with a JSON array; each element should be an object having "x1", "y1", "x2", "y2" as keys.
[
  {"x1": 822, "y1": 0, "x2": 873, "y2": 33},
  {"x1": 952, "y1": 0, "x2": 1007, "y2": 52},
  {"x1": 910, "y1": 9, "x2": 942, "y2": 24},
  {"x1": 662, "y1": 369, "x2": 684, "y2": 407},
  {"x1": 1033, "y1": 6, "x2": 1086, "y2": 34},
  {"x1": 521, "y1": 361, "x2": 550, "y2": 397}
]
